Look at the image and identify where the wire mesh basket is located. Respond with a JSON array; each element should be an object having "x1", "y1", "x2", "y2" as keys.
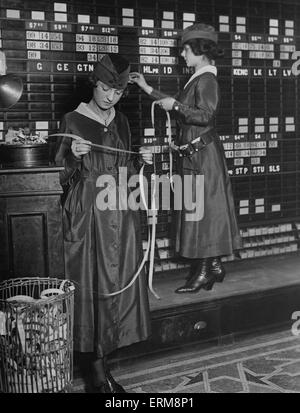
[{"x1": 0, "y1": 277, "x2": 75, "y2": 393}]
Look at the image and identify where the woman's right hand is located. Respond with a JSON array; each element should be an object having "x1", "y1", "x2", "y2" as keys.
[
  {"x1": 129, "y1": 72, "x2": 149, "y2": 92},
  {"x1": 71, "y1": 139, "x2": 92, "y2": 158}
]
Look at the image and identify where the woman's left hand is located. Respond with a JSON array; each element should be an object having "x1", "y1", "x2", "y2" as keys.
[
  {"x1": 139, "y1": 146, "x2": 153, "y2": 165},
  {"x1": 157, "y1": 97, "x2": 176, "y2": 111}
]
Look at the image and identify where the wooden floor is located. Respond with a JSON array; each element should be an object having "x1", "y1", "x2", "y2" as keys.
[
  {"x1": 74, "y1": 252, "x2": 300, "y2": 392},
  {"x1": 112, "y1": 252, "x2": 300, "y2": 362}
]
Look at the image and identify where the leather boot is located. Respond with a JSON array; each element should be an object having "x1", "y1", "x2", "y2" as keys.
[
  {"x1": 91, "y1": 357, "x2": 113, "y2": 393},
  {"x1": 185, "y1": 259, "x2": 201, "y2": 282},
  {"x1": 210, "y1": 257, "x2": 226, "y2": 282},
  {"x1": 106, "y1": 370, "x2": 126, "y2": 393},
  {"x1": 103, "y1": 356, "x2": 126, "y2": 393},
  {"x1": 92, "y1": 381, "x2": 113, "y2": 393},
  {"x1": 175, "y1": 258, "x2": 215, "y2": 293}
]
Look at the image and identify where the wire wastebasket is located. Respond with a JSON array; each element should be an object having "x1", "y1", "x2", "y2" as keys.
[{"x1": 0, "y1": 277, "x2": 75, "y2": 393}]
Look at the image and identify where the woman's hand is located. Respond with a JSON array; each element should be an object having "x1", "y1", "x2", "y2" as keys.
[
  {"x1": 129, "y1": 72, "x2": 151, "y2": 94},
  {"x1": 71, "y1": 139, "x2": 92, "y2": 158},
  {"x1": 139, "y1": 146, "x2": 153, "y2": 165},
  {"x1": 157, "y1": 97, "x2": 176, "y2": 111}
]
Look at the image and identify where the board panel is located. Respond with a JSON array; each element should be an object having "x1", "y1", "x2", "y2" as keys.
[{"x1": 0, "y1": 0, "x2": 299, "y2": 268}]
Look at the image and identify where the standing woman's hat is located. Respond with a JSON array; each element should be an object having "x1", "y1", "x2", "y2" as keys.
[
  {"x1": 93, "y1": 54, "x2": 130, "y2": 90},
  {"x1": 181, "y1": 23, "x2": 218, "y2": 45}
]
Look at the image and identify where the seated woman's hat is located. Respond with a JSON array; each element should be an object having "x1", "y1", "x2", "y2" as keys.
[
  {"x1": 93, "y1": 54, "x2": 130, "y2": 90},
  {"x1": 181, "y1": 23, "x2": 218, "y2": 44}
]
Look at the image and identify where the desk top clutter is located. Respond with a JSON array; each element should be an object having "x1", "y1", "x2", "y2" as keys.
[
  {"x1": 3, "y1": 127, "x2": 47, "y2": 145},
  {"x1": 0, "y1": 127, "x2": 49, "y2": 168},
  {"x1": 0, "y1": 277, "x2": 75, "y2": 393}
]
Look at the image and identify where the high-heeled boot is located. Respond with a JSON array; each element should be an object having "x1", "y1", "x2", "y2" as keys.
[
  {"x1": 91, "y1": 357, "x2": 112, "y2": 393},
  {"x1": 185, "y1": 259, "x2": 201, "y2": 282},
  {"x1": 103, "y1": 357, "x2": 126, "y2": 393},
  {"x1": 210, "y1": 257, "x2": 226, "y2": 282},
  {"x1": 105, "y1": 370, "x2": 126, "y2": 393},
  {"x1": 175, "y1": 258, "x2": 215, "y2": 293}
]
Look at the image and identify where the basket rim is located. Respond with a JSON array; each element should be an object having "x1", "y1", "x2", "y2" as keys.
[
  {"x1": 0, "y1": 276, "x2": 73, "y2": 284},
  {"x1": 0, "y1": 143, "x2": 48, "y2": 147},
  {"x1": 0, "y1": 277, "x2": 75, "y2": 306}
]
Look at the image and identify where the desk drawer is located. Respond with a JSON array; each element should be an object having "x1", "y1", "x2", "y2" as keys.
[{"x1": 150, "y1": 306, "x2": 220, "y2": 349}]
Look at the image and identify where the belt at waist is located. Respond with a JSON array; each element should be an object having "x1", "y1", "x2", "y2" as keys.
[{"x1": 172, "y1": 135, "x2": 213, "y2": 157}]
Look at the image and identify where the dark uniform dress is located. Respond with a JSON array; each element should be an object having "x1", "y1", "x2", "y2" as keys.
[
  {"x1": 55, "y1": 103, "x2": 151, "y2": 358},
  {"x1": 151, "y1": 67, "x2": 242, "y2": 258}
]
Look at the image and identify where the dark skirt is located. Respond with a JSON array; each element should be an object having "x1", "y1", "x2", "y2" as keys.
[
  {"x1": 175, "y1": 136, "x2": 242, "y2": 258},
  {"x1": 63, "y1": 181, "x2": 151, "y2": 357}
]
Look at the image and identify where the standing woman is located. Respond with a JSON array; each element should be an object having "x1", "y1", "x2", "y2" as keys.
[
  {"x1": 55, "y1": 54, "x2": 152, "y2": 392},
  {"x1": 130, "y1": 23, "x2": 242, "y2": 293}
]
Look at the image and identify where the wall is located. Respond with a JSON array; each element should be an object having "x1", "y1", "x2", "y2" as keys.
[{"x1": 0, "y1": 0, "x2": 299, "y2": 269}]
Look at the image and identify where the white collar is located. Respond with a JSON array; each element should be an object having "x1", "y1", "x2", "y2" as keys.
[
  {"x1": 75, "y1": 102, "x2": 115, "y2": 126},
  {"x1": 184, "y1": 65, "x2": 217, "y2": 89}
]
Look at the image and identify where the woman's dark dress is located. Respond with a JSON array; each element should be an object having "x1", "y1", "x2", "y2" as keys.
[
  {"x1": 151, "y1": 69, "x2": 242, "y2": 258},
  {"x1": 55, "y1": 105, "x2": 151, "y2": 357}
]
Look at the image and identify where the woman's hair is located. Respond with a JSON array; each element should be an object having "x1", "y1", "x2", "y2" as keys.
[
  {"x1": 87, "y1": 71, "x2": 129, "y2": 98},
  {"x1": 183, "y1": 38, "x2": 224, "y2": 60}
]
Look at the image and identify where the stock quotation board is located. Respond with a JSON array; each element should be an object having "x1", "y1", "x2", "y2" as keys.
[{"x1": 0, "y1": 0, "x2": 299, "y2": 265}]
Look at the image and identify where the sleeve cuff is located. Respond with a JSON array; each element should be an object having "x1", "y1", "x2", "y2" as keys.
[{"x1": 172, "y1": 100, "x2": 181, "y2": 112}]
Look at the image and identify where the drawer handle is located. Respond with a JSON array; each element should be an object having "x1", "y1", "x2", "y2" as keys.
[{"x1": 194, "y1": 321, "x2": 207, "y2": 330}]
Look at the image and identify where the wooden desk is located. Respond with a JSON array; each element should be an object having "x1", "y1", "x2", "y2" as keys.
[{"x1": 0, "y1": 166, "x2": 65, "y2": 281}]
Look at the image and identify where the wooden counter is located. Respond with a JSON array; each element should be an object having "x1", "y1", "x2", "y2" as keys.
[{"x1": 0, "y1": 166, "x2": 65, "y2": 281}]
